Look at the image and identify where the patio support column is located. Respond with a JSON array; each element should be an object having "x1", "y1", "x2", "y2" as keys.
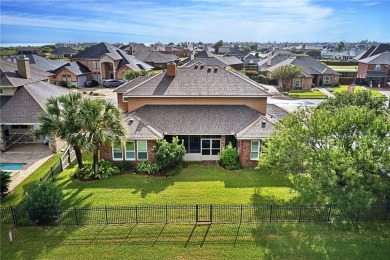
[{"x1": 0, "y1": 125, "x2": 5, "y2": 152}]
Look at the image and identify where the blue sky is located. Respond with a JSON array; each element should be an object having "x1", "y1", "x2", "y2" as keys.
[{"x1": 1, "y1": 0, "x2": 389, "y2": 45}]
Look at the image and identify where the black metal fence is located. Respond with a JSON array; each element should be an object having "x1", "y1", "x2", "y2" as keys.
[{"x1": 1, "y1": 204, "x2": 389, "y2": 226}]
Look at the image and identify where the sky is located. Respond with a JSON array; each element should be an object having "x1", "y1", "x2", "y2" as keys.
[{"x1": 1, "y1": 0, "x2": 389, "y2": 45}]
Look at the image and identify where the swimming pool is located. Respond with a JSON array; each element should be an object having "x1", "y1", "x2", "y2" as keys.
[{"x1": 0, "y1": 163, "x2": 26, "y2": 171}]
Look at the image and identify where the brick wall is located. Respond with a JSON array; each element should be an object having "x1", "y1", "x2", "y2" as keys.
[
  {"x1": 239, "y1": 140, "x2": 258, "y2": 167},
  {"x1": 301, "y1": 77, "x2": 313, "y2": 89},
  {"x1": 100, "y1": 140, "x2": 157, "y2": 167}
]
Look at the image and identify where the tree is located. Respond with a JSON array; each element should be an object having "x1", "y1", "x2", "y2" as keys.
[
  {"x1": 271, "y1": 64, "x2": 302, "y2": 89},
  {"x1": 78, "y1": 98, "x2": 127, "y2": 175},
  {"x1": 240, "y1": 45, "x2": 251, "y2": 52},
  {"x1": 153, "y1": 137, "x2": 186, "y2": 174},
  {"x1": 259, "y1": 92, "x2": 390, "y2": 212},
  {"x1": 0, "y1": 171, "x2": 11, "y2": 197},
  {"x1": 35, "y1": 93, "x2": 85, "y2": 169},
  {"x1": 336, "y1": 41, "x2": 345, "y2": 52},
  {"x1": 123, "y1": 70, "x2": 148, "y2": 81},
  {"x1": 213, "y1": 40, "x2": 224, "y2": 54},
  {"x1": 306, "y1": 49, "x2": 321, "y2": 59},
  {"x1": 20, "y1": 182, "x2": 63, "y2": 225}
]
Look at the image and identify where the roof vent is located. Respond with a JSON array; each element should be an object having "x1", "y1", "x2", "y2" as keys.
[
  {"x1": 214, "y1": 66, "x2": 218, "y2": 73},
  {"x1": 200, "y1": 65, "x2": 204, "y2": 69},
  {"x1": 129, "y1": 118, "x2": 134, "y2": 123},
  {"x1": 261, "y1": 120, "x2": 267, "y2": 128},
  {"x1": 207, "y1": 67, "x2": 211, "y2": 73},
  {"x1": 194, "y1": 65, "x2": 198, "y2": 69}
]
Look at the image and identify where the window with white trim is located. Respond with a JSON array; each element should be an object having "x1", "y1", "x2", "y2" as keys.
[
  {"x1": 123, "y1": 96, "x2": 129, "y2": 102},
  {"x1": 125, "y1": 142, "x2": 135, "y2": 160},
  {"x1": 375, "y1": 64, "x2": 381, "y2": 71},
  {"x1": 250, "y1": 140, "x2": 261, "y2": 160},
  {"x1": 62, "y1": 75, "x2": 71, "y2": 86},
  {"x1": 294, "y1": 79, "x2": 301, "y2": 88},
  {"x1": 92, "y1": 61, "x2": 100, "y2": 69},
  {"x1": 112, "y1": 142, "x2": 123, "y2": 161},
  {"x1": 137, "y1": 141, "x2": 148, "y2": 160},
  {"x1": 323, "y1": 76, "x2": 331, "y2": 85}
]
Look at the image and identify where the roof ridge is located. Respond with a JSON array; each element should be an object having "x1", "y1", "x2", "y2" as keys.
[
  {"x1": 122, "y1": 71, "x2": 164, "y2": 95},
  {"x1": 22, "y1": 83, "x2": 47, "y2": 112},
  {"x1": 132, "y1": 114, "x2": 163, "y2": 138},
  {"x1": 226, "y1": 68, "x2": 270, "y2": 94}
]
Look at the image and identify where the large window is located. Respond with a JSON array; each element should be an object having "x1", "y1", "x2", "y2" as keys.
[
  {"x1": 62, "y1": 75, "x2": 71, "y2": 86},
  {"x1": 137, "y1": 141, "x2": 148, "y2": 160},
  {"x1": 92, "y1": 61, "x2": 100, "y2": 69},
  {"x1": 112, "y1": 142, "x2": 123, "y2": 161},
  {"x1": 250, "y1": 140, "x2": 262, "y2": 160},
  {"x1": 125, "y1": 142, "x2": 135, "y2": 160},
  {"x1": 201, "y1": 138, "x2": 220, "y2": 155}
]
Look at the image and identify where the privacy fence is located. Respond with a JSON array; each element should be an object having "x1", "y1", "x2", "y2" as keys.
[
  {"x1": 39, "y1": 146, "x2": 76, "y2": 182},
  {"x1": 1, "y1": 204, "x2": 389, "y2": 226}
]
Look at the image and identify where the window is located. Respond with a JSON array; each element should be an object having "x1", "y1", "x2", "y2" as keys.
[
  {"x1": 294, "y1": 79, "x2": 301, "y2": 88},
  {"x1": 250, "y1": 140, "x2": 262, "y2": 160},
  {"x1": 125, "y1": 142, "x2": 135, "y2": 160},
  {"x1": 137, "y1": 141, "x2": 148, "y2": 160},
  {"x1": 112, "y1": 142, "x2": 123, "y2": 161},
  {"x1": 323, "y1": 76, "x2": 331, "y2": 85},
  {"x1": 375, "y1": 64, "x2": 381, "y2": 71},
  {"x1": 11, "y1": 125, "x2": 28, "y2": 129},
  {"x1": 123, "y1": 96, "x2": 129, "y2": 102},
  {"x1": 62, "y1": 75, "x2": 71, "y2": 86},
  {"x1": 92, "y1": 61, "x2": 100, "y2": 69}
]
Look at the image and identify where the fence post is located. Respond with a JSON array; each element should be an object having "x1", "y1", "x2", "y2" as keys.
[
  {"x1": 74, "y1": 208, "x2": 79, "y2": 226},
  {"x1": 298, "y1": 205, "x2": 303, "y2": 223},
  {"x1": 269, "y1": 204, "x2": 273, "y2": 223},
  {"x1": 59, "y1": 157, "x2": 63, "y2": 172},
  {"x1": 196, "y1": 204, "x2": 198, "y2": 223},
  {"x1": 105, "y1": 206, "x2": 109, "y2": 225},
  {"x1": 10, "y1": 206, "x2": 17, "y2": 226},
  {"x1": 210, "y1": 204, "x2": 213, "y2": 223},
  {"x1": 135, "y1": 206, "x2": 138, "y2": 224},
  {"x1": 240, "y1": 205, "x2": 243, "y2": 224},
  {"x1": 327, "y1": 204, "x2": 332, "y2": 222},
  {"x1": 68, "y1": 148, "x2": 71, "y2": 164},
  {"x1": 50, "y1": 166, "x2": 54, "y2": 182},
  {"x1": 166, "y1": 205, "x2": 169, "y2": 224}
]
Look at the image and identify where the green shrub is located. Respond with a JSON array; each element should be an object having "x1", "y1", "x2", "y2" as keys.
[
  {"x1": 219, "y1": 142, "x2": 241, "y2": 170},
  {"x1": 93, "y1": 92, "x2": 100, "y2": 96},
  {"x1": 154, "y1": 137, "x2": 186, "y2": 174},
  {"x1": 0, "y1": 171, "x2": 11, "y2": 197},
  {"x1": 136, "y1": 161, "x2": 159, "y2": 175},
  {"x1": 120, "y1": 161, "x2": 133, "y2": 172},
  {"x1": 72, "y1": 160, "x2": 120, "y2": 180},
  {"x1": 311, "y1": 83, "x2": 316, "y2": 88},
  {"x1": 20, "y1": 182, "x2": 63, "y2": 225},
  {"x1": 124, "y1": 70, "x2": 149, "y2": 81},
  {"x1": 60, "y1": 81, "x2": 69, "y2": 88},
  {"x1": 72, "y1": 163, "x2": 94, "y2": 180},
  {"x1": 71, "y1": 85, "x2": 76, "y2": 88}
]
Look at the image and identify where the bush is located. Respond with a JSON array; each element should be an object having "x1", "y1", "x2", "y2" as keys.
[
  {"x1": 219, "y1": 142, "x2": 241, "y2": 170},
  {"x1": 60, "y1": 81, "x2": 69, "y2": 88},
  {"x1": 136, "y1": 161, "x2": 159, "y2": 175},
  {"x1": 154, "y1": 137, "x2": 186, "y2": 174},
  {"x1": 120, "y1": 161, "x2": 133, "y2": 172},
  {"x1": 72, "y1": 160, "x2": 120, "y2": 180},
  {"x1": 124, "y1": 70, "x2": 149, "y2": 81},
  {"x1": 311, "y1": 83, "x2": 316, "y2": 88},
  {"x1": 20, "y1": 182, "x2": 63, "y2": 225},
  {"x1": 0, "y1": 171, "x2": 11, "y2": 197}
]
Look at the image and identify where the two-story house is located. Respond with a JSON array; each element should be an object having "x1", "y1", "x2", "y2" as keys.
[
  {"x1": 101, "y1": 62, "x2": 289, "y2": 167},
  {"x1": 356, "y1": 52, "x2": 390, "y2": 87}
]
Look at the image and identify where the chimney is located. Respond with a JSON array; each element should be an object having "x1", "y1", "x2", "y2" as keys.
[
  {"x1": 166, "y1": 61, "x2": 177, "y2": 76},
  {"x1": 267, "y1": 54, "x2": 272, "y2": 66},
  {"x1": 16, "y1": 55, "x2": 31, "y2": 79},
  {"x1": 261, "y1": 120, "x2": 267, "y2": 128}
]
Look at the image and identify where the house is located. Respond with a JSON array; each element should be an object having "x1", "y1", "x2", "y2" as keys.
[
  {"x1": 354, "y1": 44, "x2": 390, "y2": 61},
  {"x1": 7, "y1": 54, "x2": 67, "y2": 72},
  {"x1": 258, "y1": 50, "x2": 294, "y2": 73},
  {"x1": 50, "y1": 47, "x2": 78, "y2": 59},
  {"x1": 70, "y1": 42, "x2": 153, "y2": 83},
  {"x1": 223, "y1": 49, "x2": 250, "y2": 60},
  {"x1": 356, "y1": 52, "x2": 390, "y2": 87},
  {"x1": 218, "y1": 44, "x2": 234, "y2": 55},
  {"x1": 51, "y1": 62, "x2": 91, "y2": 87},
  {"x1": 132, "y1": 45, "x2": 179, "y2": 69},
  {"x1": 242, "y1": 53, "x2": 262, "y2": 71},
  {"x1": 184, "y1": 50, "x2": 244, "y2": 70},
  {"x1": 100, "y1": 62, "x2": 289, "y2": 167},
  {"x1": 0, "y1": 57, "x2": 70, "y2": 152},
  {"x1": 266, "y1": 56, "x2": 340, "y2": 89}
]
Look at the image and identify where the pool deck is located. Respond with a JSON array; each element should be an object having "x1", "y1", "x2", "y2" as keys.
[{"x1": 0, "y1": 144, "x2": 54, "y2": 192}]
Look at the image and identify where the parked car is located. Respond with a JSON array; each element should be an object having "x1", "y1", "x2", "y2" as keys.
[
  {"x1": 103, "y1": 79, "x2": 123, "y2": 88},
  {"x1": 84, "y1": 79, "x2": 99, "y2": 87}
]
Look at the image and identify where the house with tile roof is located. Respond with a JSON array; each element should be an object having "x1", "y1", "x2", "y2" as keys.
[
  {"x1": 70, "y1": 42, "x2": 153, "y2": 83},
  {"x1": 356, "y1": 52, "x2": 390, "y2": 87},
  {"x1": 266, "y1": 56, "x2": 340, "y2": 90},
  {"x1": 100, "y1": 62, "x2": 289, "y2": 167},
  {"x1": 0, "y1": 57, "x2": 70, "y2": 152}
]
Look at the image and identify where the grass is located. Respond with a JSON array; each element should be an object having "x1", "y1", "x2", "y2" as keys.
[
  {"x1": 288, "y1": 90, "x2": 327, "y2": 99},
  {"x1": 328, "y1": 65, "x2": 358, "y2": 70},
  {"x1": 330, "y1": 85, "x2": 384, "y2": 97},
  {"x1": 1, "y1": 222, "x2": 389, "y2": 259},
  {"x1": 0, "y1": 153, "x2": 62, "y2": 206}
]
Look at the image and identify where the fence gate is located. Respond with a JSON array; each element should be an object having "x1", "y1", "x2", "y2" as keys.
[{"x1": 196, "y1": 204, "x2": 212, "y2": 223}]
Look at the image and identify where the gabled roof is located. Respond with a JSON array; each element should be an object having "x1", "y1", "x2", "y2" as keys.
[
  {"x1": 134, "y1": 45, "x2": 178, "y2": 64},
  {"x1": 236, "y1": 115, "x2": 276, "y2": 139},
  {"x1": 243, "y1": 53, "x2": 259, "y2": 60},
  {"x1": 355, "y1": 44, "x2": 390, "y2": 60},
  {"x1": 0, "y1": 59, "x2": 50, "y2": 87},
  {"x1": 358, "y1": 52, "x2": 390, "y2": 65},
  {"x1": 52, "y1": 61, "x2": 91, "y2": 76},
  {"x1": 71, "y1": 42, "x2": 122, "y2": 60},
  {"x1": 267, "y1": 56, "x2": 340, "y2": 76},
  {"x1": 116, "y1": 50, "x2": 154, "y2": 71},
  {"x1": 51, "y1": 47, "x2": 78, "y2": 55},
  {"x1": 223, "y1": 49, "x2": 250, "y2": 59},
  {"x1": 117, "y1": 65, "x2": 270, "y2": 97},
  {"x1": 266, "y1": 104, "x2": 290, "y2": 121},
  {"x1": 184, "y1": 57, "x2": 228, "y2": 68},
  {"x1": 24, "y1": 54, "x2": 67, "y2": 72},
  {"x1": 258, "y1": 52, "x2": 294, "y2": 68},
  {"x1": 0, "y1": 81, "x2": 70, "y2": 124}
]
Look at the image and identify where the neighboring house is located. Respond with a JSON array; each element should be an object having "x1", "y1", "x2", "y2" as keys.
[
  {"x1": 70, "y1": 42, "x2": 153, "y2": 83},
  {"x1": 218, "y1": 44, "x2": 234, "y2": 55},
  {"x1": 321, "y1": 49, "x2": 355, "y2": 60},
  {"x1": 242, "y1": 53, "x2": 262, "y2": 71},
  {"x1": 223, "y1": 49, "x2": 250, "y2": 60},
  {"x1": 133, "y1": 45, "x2": 179, "y2": 69},
  {"x1": 266, "y1": 56, "x2": 340, "y2": 89},
  {"x1": 184, "y1": 50, "x2": 243, "y2": 70},
  {"x1": 50, "y1": 47, "x2": 78, "y2": 59},
  {"x1": 101, "y1": 62, "x2": 289, "y2": 167},
  {"x1": 258, "y1": 50, "x2": 295, "y2": 73},
  {"x1": 354, "y1": 44, "x2": 390, "y2": 61},
  {"x1": 0, "y1": 57, "x2": 69, "y2": 152},
  {"x1": 15, "y1": 47, "x2": 42, "y2": 56},
  {"x1": 51, "y1": 62, "x2": 91, "y2": 87},
  {"x1": 356, "y1": 52, "x2": 390, "y2": 87},
  {"x1": 7, "y1": 54, "x2": 67, "y2": 72}
]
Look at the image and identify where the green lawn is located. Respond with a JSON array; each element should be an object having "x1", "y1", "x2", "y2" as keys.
[
  {"x1": 288, "y1": 90, "x2": 327, "y2": 99},
  {"x1": 328, "y1": 65, "x2": 357, "y2": 70},
  {"x1": 1, "y1": 222, "x2": 389, "y2": 259},
  {"x1": 330, "y1": 85, "x2": 383, "y2": 97}
]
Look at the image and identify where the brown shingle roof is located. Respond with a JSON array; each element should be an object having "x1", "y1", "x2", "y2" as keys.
[{"x1": 0, "y1": 59, "x2": 50, "y2": 87}]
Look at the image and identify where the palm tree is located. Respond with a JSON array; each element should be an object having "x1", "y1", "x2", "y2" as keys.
[
  {"x1": 79, "y1": 98, "x2": 127, "y2": 175},
  {"x1": 35, "y1": 93, "x2": 85, "y2": 169}
]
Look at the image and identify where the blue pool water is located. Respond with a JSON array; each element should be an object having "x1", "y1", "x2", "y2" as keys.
[{"x1": 0, "y1": 163, "x2": 26, "y2": 171}]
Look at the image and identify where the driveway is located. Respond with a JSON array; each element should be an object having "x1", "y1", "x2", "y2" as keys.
[{"x1": 76, "y1": 85, "x2": 118, "y2": 105}]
